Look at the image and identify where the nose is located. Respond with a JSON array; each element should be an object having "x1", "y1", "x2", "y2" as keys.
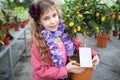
[{"x1": 50, "y1": 17, "x2": 56, "y2": 25}]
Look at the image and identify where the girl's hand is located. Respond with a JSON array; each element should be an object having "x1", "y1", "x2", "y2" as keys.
[
  {"x1": 66, "y1": 61, "x2": 86, "y2": 74},
  {"x1": 92, "y1": 55, "x2": 100, "y2": 69}
]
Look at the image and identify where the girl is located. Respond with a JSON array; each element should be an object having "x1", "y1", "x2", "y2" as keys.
[{"x1": 28, "y1": 0, "x2": 99, "y2": 80}]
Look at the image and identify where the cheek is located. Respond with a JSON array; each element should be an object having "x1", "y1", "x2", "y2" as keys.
[
  {"x1": 56, "y1": 15, "x2": 59, "y2": 21},
  {"x1": 55, "y1": 16, "x2": 59, "y2": 24}
]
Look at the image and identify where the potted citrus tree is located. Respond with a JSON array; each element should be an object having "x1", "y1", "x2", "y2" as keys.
[
  {"x1": 62, "y1": 0, "x2": 113, "y2": 46},
  {"x1": 91, "y1": 2, "x2": 113, "y2": 48},
  {"x1": 61, "y1": 0, "x2": 100, "y2": 80},
  {"x1": 110, "y1": 0, "x2": 120, "y2": 37},
  {"x1": 62, "y1": 0, "x2": 101, "y2": 45}
]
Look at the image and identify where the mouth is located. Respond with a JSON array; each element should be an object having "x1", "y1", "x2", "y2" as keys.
[{"x1": 50, "y1": 24, "x2": 57, "y2": 28}]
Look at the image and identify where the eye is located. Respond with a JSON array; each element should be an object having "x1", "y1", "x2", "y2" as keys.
[
  {"x1": 44, "y1": 17, "x2": 49, "y2": 20},
  {"x1": 53, "y1": 13, "x2": 57, "y2": 17}
]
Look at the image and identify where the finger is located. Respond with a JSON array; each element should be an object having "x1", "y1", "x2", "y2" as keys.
[
  {"x1": 70, "y1": 61, "x2": 76, "y2": 64},
  {"x1": 92, "y1": 58, "x2": 96, "y2": 62},
  {"x1": 72, "y1": 62, "x2": 80, "y2": 66},
  {"x1": 76, "y1": 69, "x2": 85, "y2": 74}
]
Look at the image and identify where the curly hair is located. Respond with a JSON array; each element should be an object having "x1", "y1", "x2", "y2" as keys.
[{"x1": 29, "y1": 0, "x2": 58, "y2": 66}]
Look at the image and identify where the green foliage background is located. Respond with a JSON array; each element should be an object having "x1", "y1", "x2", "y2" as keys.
[{"x1": 0, "y1": 0, "x2": 33, "y2": 21}]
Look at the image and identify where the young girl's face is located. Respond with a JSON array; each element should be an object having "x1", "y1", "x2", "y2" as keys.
[{"x1": 40, "y1": 7, "x2": 59, "y2": 32}]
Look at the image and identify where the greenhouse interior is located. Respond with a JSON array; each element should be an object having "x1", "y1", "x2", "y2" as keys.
[{"x1": 0, "y1": 0, "x2": 120, "y2": 80}]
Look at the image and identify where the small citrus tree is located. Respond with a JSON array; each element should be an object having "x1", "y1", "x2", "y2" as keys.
[
  {"x1": 62, "y1": 0, "x2": 110, "y2": 46},
  {"x1": 61, "y1": 0, "x2": 113, "y2": 38}
]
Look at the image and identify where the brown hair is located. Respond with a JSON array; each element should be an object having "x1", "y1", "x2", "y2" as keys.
[{"x1": 29, "y1": 0, "x2": 59, "y2": 66}]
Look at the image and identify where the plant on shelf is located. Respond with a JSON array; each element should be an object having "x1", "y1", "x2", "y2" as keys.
[
  {"x1": 0, "y1": 9, "x2": 14, "y2": 45},
  {"x1": 1, "y1": 9, "x2": 11, "y2": 33},
  {"x1": 12, "y1": 15, "x2": 21, "y2": 31},
  {"x1": 0, "y1": 20, "x2": 5, "y2": 46},
  {"x1": 0, "y1": 20, "x2": 10, "y2": 46},
  {"x1": 1, "y1": 9, "x2": 14, "y2": 40}
]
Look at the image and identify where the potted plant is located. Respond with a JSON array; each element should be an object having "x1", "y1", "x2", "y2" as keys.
[
  {"x1": 12, "y1": 15, "x2": 21, "y2": 31},
  {"x1": 110, "y1": 0, "x2": 120, "y2": 37},
  {"x1": 62, "y1": 0, "x2": 113, "y2": 45},
  {"x1": 61, "y1": 0, "x2": 100, "y2": 80},
  {"x1": 0, "y1": 27, "x2": 5, "y2": 46},
  {"x1": 1, "y1": 9, "x2": 11, "y2": 34},
  {"x1": 0, "y1": 20, "x2": 9, "y2": 46},
  {"x1": 94, "y1": 3, "x2": 113, "y2": 48},
  {"x1": 118, "y1": 16, "x2": 120, "y2": 40},
  {"x1": 1, "y1": 9, "x2": 14, "y2": 40},
  {"x1": 20, "y1": 19, "x2": 30, "y2": 28}
]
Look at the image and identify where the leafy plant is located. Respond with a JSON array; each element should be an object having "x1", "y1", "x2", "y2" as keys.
[
  {"x1": 12, "y1": 15, "x2": 21, "y2": 27},
  {"x1": 94, "y1": 3, "x2": 113, "y2": 35},
  {"x1": 110, "y1": 0, "x2": 120, "y2": 31},
  {"x1": 61, "y1": 0, "x2": 113, "y2": 37},
  {"x1": 0, "y1": 30, "x2": 5, "y2": 42},
  {"x1": 0, "y1": 9, "x2": 11, "y2": 36},
  {"x1": 0, "y1": 20, "x2": 5, "y2": 43},
  {"x1": 0, "y1": 0, "x2": 33, "y2": 10},
  {"x1": 0, "y1": 0, "x2": 31, "y2": 21}
]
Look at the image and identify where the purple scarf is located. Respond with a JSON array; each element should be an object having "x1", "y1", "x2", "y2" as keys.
[{"x1": 42, "y1": 21, "x2": 75, "y2": 67}]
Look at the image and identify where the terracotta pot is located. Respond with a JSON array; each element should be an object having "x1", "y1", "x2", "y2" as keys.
[
  {"x1": 96, "y1": 35, "x2": 109, "y2": 48},
  {"x1": 4, "y1": 37, "x2": 9, "y2": 45},
  {"x1": 10, "y1": 22, "x2": 15, "y2": 28},
  {"x1": 69, "y1": 54, "x2": 94, "y2": 80},
  {"x1": 70, "y1": 68, "x2": 93, "y2": 80},
  {"x1": 118, "y1": 34, "x2": 120, "y2": 40},
  {"x1": 20, "y1": 19, "x2": 30, "y2": 28},
  {"x1": 20, "y1": 22, "x2": 25, "y2": 28},
  {"x1": 14, "y1": 26, "x2": 19, "y2": 31},
  {"x1": 113, "y1": 30, "x2": 118, "y2": 37}
]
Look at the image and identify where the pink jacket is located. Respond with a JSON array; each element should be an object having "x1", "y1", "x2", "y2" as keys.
[{"x1": 31, "y1": 39, "x2": 98, "y2": 80}]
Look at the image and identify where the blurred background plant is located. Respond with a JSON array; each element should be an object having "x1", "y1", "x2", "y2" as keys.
[
  {"x1": 94, "y1": 3, "x2": 113, "y2": 35},
  {"x1": 0, "y1": 0, "x2": 33, "y2": 46},
  {"x1": 0, "y1": 0, "x2": 33, "y2": 22},
  {"x1": 0, "y1": 20, "x2": 5, "y2": 45},
  {"x1": 12, "y1": 15, "x2": 21, "y2": 27},
  {"x1": 0, "y1": 9, "x2": 11, "y2": 40},
  {"x1": 110, "y1": 0, "x2": 120, "y2": 36}
]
